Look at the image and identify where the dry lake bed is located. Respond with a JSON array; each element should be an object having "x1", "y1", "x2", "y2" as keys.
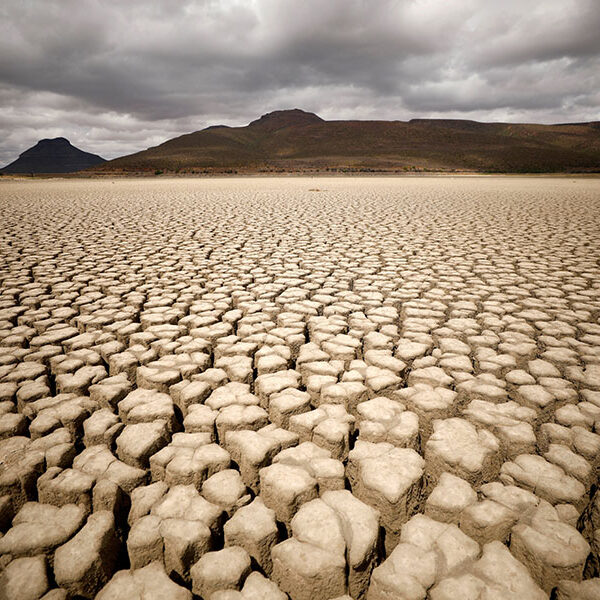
[{"x1": 0, "y1": 176, "x2": 599, "y2": 599}]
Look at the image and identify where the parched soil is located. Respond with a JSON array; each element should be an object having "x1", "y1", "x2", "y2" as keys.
[{"x1": 0, "y1": 176, "x2": 599, "y2": 600}]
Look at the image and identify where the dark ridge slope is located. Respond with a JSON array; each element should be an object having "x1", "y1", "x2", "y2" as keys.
[{"x1": 1, "y1": 138, "x2": 106, "y2": 174}]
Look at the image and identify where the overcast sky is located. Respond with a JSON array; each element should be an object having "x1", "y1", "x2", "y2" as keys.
[{"x1": 1, "y1": 0, "x2": 599, "y2": 165}]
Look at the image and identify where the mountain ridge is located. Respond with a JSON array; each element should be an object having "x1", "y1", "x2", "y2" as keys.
[
  {"x1": 74, "y1": 110, "x2": 600, "y2": 173},
  {"x1": 1, "y1": 138, "x2": 106, "y2": 174}
]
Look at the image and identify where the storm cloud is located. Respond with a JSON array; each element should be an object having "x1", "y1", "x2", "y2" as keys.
[{"x1": 1, "y1": 0, "x2": 599, "y2": 164}]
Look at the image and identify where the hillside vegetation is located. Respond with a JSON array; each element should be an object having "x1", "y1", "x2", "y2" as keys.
[{"x1": 92, "y1": 109, "x2": 600, "y2": 174}]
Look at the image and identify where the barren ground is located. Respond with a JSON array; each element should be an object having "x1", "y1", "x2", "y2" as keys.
[{"x1": 0, "y1": 177, "x2": 599, "y2": 600}]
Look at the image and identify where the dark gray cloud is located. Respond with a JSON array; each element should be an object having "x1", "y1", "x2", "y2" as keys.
[{"x1": 1, "y1": 0, "x2": 599, "y2": 165}]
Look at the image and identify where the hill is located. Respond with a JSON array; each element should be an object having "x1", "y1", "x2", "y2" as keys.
[
  {"x1": 1, "y1": 138, "x2": 106, "y2": 174},
  {"x1": 93, "y1": 109, "x2": 600, "y2": 174}
]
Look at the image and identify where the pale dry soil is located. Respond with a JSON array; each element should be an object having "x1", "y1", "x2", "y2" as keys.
[{"x1": 0, "y1": 176, "x2": 599, "y2": 600}]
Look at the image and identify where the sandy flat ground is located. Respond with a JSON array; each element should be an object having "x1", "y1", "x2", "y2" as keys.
[{"x1": 0, "y1": 177, "x2": 599, "y2": 599}]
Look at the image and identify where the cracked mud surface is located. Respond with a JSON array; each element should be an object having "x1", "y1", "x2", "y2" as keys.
[{"x1": 0, "y1": 176, "x2": 599, "y2": 599}]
